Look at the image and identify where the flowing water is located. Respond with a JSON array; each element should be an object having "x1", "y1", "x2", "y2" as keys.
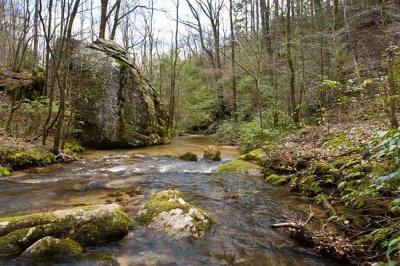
[{"x1": 0, "y1": 136, "x2": 338, "y2": 266}]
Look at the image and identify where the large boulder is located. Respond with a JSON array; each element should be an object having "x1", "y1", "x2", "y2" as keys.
[
  {"x1": 69, "y1": 39, "x2": 171, "y2": 148},
  {"x1": 0, "y1": 204, "x2": 129, "y2": 258},
  {"x1": 138, "y1": 189, "x2": 212, "y2": 239}
]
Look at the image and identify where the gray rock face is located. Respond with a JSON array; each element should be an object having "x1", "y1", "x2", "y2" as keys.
[{"x1": 69, "y1": 39, "x2": 171, "y2": 148}]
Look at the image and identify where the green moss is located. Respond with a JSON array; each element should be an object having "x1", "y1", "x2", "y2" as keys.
[
  {"x1": 215, "y1": 159, "x2": 262, "y2": 175},
  {"x1": 139, "y1": 190, "x2": 211, "y2": 239},
  {"x1": 238, "y1": 148, "x2": 266, "y2": 165},
  {"x1": 178, "y1": 152, "x2": 198, "y2": 161},
  {"x1": 191, "y1": 207, "x2": 212, "y2": 239},
  {"x1": 139, "y1": 190, "x2": 189, "y2": 225},
  {"x1": 0, "y1": 228, "x2": 30, "y2": 257},
  {"x1": 0, "y1": 213, "x2": 56, "y2": 237},
  {"x1": 0, "y1": 204, "x2": 129, "y2": 258},
  {"x1": 294, "y1": 175, "x2": 323, "y2": 197},
  {"x1": 331, "y1": 155, "x2": 358, "y2": 169},
  {"x1": 265, "y1": 174, "x2": 289, "y2": 186},
  {"x1": 321, "y1": 133, "x2": 353, "y2": 149},
  {"x1": 64, "y1": 140, "x2": 84, "y2": 155},
  {"x1": 22, "y1": 237, "x2": 82, "y2": 258},
  {"x1": 0, "y1": 166, "x2": 11, "y2": 177},
  {"x1": 0, "y1": 147, "x2": 55, "y2": 170},
  {"x1": 312, "y1": 162, "x2": 333, "y2": 176}
]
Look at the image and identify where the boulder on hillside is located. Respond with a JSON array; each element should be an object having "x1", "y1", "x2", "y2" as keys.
[
  {"x1": 69, "y1": 39, "x2": 171, "y2": 148},
  {"x1": 138, "y1": 189, "x2": 212, "y2": 239},
  {"x1": 0, "y1": 204, "x2": 129, "y2": 258}
]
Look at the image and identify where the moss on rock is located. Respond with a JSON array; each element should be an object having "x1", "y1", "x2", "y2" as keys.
[
  {"x1": 265, "y1": 174, "x2": 290, "y2": 186},
  {"x1": 0, "y1": 204, "x2": 129, "y2": 258},
  {"x1": 312, "y1": 162, "x2": 334, "y2": 177},
  {"x1": 238, "y1": 148, "x2": 267, "y2": 165},
  {"x1": 203, "y1": 146, "x2": 221, "y2": 161},
  {"x1": 20, "y1": 236, "x2": 82, "y2": 259},
  {"x1": 178, "y1": 152, "x2": 198, "y2": 162},
  {"x1": 216, "y1": 159, "x2": 262, "y2": 176},
  {"x1": 138, "y1": 189, "x2": 212, "y2": 239}
]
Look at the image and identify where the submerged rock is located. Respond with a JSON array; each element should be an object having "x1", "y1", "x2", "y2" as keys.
[
  {"x1": 138, "y1": 189, "x2": 211, "y2": 239},
  {"x1": 0, "y1": 204, "x2": 129, "y2": 258},
  {"x1": 203, "y1": 146, "x2": 221, "y2": 161},
  {"x1": 20, "y1": 236, "x2": 82, "y2": 259},
  {"x1": 69, "y1": 38, "x2": 171, "y2": 148},
  {"x1": 178, "y1": 152, "x2": 198, "y2": 161}
]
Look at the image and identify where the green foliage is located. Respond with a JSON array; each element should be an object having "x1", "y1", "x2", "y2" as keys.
[
  {"x1": 365, "y1": 128, "x2": 400, "y2": 183},
  {"x1": 174, "y1": 60, "x2": 216, "y2": 131},
  {"x1": 0, "y1": 96, "x2": 60, "y2": 138},
  {"x1": 0, "y1": 166, "x2": 11, "y2": 177},
  {"x1": 216, "y1": 119, "x2": 284, "y2": 153}
]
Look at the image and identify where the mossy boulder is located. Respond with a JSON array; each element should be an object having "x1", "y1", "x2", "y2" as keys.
[
  {"x1": 178, "y1": 152, "x2": 198, "y2": 161},
  {"x1": 0, "y1": 166, "x2": 11, "y2": 177},
  {"x1": 265, "y1": 174, "x2": 290, "y2": 186},
  {"x1": 0, "y1": 204, "x2": 129, "y2": 258},
  {"x1": 138, "y1": 189, "x2": 212, "y2": 239},
  {"x1": 20, "y1": 236, "x2": 82, "y2": 259},
  {"x1": 69, "y1": 38, "x2": 171, "y2": 148},
  {"x1": 216, "y1": 159, "x2": 263, "y2": 176},
  {"x1": 203, "y1": 146, "x2": 221, "y2": 161},
  {"x1": 237, "y1": 148, "x2": 267, "y2": 165}
]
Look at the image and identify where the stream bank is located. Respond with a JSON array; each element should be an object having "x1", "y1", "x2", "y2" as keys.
[{"x1": 216, "y1": 120, "x2": 397, "y2": 265}]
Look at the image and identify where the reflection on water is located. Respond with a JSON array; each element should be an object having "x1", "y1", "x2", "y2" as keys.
[{"x1": 0, "y1": 136, "x2": 338, "y2": 266}]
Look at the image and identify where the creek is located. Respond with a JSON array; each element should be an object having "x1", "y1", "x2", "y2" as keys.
[{"x1": 0, "y1": 136, "x2": 339, "y2": 266}]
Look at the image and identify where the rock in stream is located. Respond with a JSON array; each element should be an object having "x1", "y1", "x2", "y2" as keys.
[
  {"x1": 138, "y1": 189, "x2": 212, "y2": 239},
  {"x1": 0, "y1": 204, "x2": 129, "y2": 258}
]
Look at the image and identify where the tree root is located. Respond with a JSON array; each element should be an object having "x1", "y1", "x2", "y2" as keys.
[
  {"x1": 55, "y1": 152, "x2": 74, "y2": 163},
  {"x1": 271, "y1": 211, "x2": 365, "y2": 264}
]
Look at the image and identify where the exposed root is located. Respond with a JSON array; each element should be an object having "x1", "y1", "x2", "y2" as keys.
[
  {"x1": 55, "y1": 152, "x2": 74, "y2": 163},
  {"x1": 271, "y1": 209, "x2": 365, "y2": 265}
]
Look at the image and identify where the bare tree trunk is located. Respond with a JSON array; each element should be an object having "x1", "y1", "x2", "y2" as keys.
[
  {"x1": 272, "y1": 0, "x2": 280, "y2": 127},
  {"x1": 53, "y1": 0, "x2": 81, "y2": 154},
  {"x1": 169, "y1": 0, "x2": 179, "y2": 130},
  {"x1": 229, "y1": 0, "x2": 238, "y2": 122},
  {"x1": 110, "y1": 0, "x2": 121, "y2": 40},
  {"x1": 32, "y1": 0, "x2": 39, "y2": 75},
  {"x1": 386, "y1": 47, "x2": 399, "y2": 129},
  {"x1": 99, "y1": 0, "x2": 108, "y2": 39},
  {"x1": 343, "y1": 0, "x2": 361, "y2": 83},
  {"x1": 286, "y1": 0, "x2": 298, "y2": 124}
]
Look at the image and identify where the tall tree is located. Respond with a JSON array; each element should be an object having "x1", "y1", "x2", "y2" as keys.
[
  {"x1": 286, "y1": 0, "x2": 299, "y2": 124},
  {"x1": 229, "y1": 0, "x2": 238, "y2": 122},
  {"x1": 53, "y1": 0, "x2": 81, "y2": 155},
  {"x1": 169, "y1": 0, "x2": 179, "y2": 129}
]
